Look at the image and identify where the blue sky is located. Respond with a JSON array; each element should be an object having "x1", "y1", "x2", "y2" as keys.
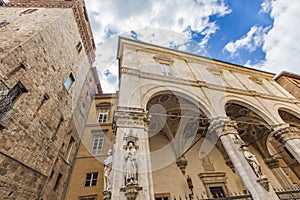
[{"x1": 85, "y1": 0, "x2": 300, "y2": 93}]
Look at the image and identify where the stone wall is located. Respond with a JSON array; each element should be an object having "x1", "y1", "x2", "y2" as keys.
[
  {"x1": 276, "y1": 76, "x2": 300, "y2": 99},
  {"x1": 0, "y1": 152, "x2": 46, "y2": 199},
  {"x1": 0, "y1": 7, "x2": 96, "y2": 200}
]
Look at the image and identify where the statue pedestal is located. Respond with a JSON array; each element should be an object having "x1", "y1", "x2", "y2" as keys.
[
  {"x1": 103, "y1": 190, "x2": 111, "y2": 200},
  {"x1": 257, "y1": 175, "x2": 270, "y2": 191},
  {"x1": 120, "y1": 183, "x2": 142, "y2": 200}
]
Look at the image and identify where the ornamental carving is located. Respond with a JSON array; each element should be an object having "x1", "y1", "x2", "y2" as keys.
[
  {"x1": 208, "y1": 117, "x2": 238, "y2": 137},
  {"x1": 115, "y1": 110, "x2": 149, "y2": 128},
  {"x1": 273, "y1": 126, "x2": 300, "y2": 143}
]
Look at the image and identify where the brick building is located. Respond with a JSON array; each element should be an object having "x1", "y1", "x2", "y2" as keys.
[
  {"x1": 0, "y1": 0, "x2": 97, "y2": 199},
  {"x1": 275, "y1": 71, "x2": 300, "y2": 99}
]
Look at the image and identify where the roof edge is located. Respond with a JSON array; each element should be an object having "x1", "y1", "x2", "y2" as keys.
[
  {"x1": 117, "y1": 37, "x2": 275, "y2": 78},
  {"x1": 274, "y1": 71, "x2": 300, "y2": 80}
]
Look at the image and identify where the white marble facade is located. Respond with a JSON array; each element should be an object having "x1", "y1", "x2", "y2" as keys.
[{"x1": 110, "y1": 38, "x2": 300, "y2": 200}]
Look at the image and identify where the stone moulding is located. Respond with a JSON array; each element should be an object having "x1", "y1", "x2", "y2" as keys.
[{"x1": 120, "y1": 183, "x2": 143, "y2": 200}]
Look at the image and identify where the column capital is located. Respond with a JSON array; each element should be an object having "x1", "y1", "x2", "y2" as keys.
[
  {"x1": 272, "y1": 124, "x2": 300, "y2": 143},
  {"x1": 114, "y1": 107, "x2": 149, "y2": 128},
  {"x1": 209, "y1": 117, "x2": 238, "y2": 137}
]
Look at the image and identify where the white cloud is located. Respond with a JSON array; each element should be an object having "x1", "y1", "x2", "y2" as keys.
[
  {"x1": 86, "y1": 0, "x2": 230, "y2": 44},
  {"x1": 223, "y1": 26, "x2": 270, "y2": 57},
  {"x1": 86, "y1": 0, "x2": 231, "y2": 92},
  {"x1": 260, "y1": 0, "x2": 272, "y2": 14},
  {"x1": 260, "y1": 0, "x2": 300, "y2": 74}
]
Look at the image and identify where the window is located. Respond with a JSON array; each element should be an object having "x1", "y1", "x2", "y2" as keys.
[
  {"x1": 155, "y1": 193, "x2": 170, "y2": 200},
  {"x1": 209, "y1": 186, "x2": 225, "y2": 198},
  {"x1": 20, "y1": 9, "x2": 38, "y2": 15},
  {"x1": 98, "y1": 109, "x2": 108, "y2": 123},
  {"x1": 7, "y1": 81, "x2": 28, "y2": 105},
  {"x1": 83, "y1": 6, "x2": 89, "y2": 22},
  {"x1": 155, "y1": 197, "x2": 169, "y2": 200},
  {"x1": 53, "y1": 173, "x2": 62, "y2": 191},
  {"x1": 92, "y1": 136, "x2": 104, "y2": 155},
  {"x1": 84, "y1": 172, "x2": 98, "y2": 187},
  {"x1": 0, "y1": 21, "x2": 9, "y2": 28},
  {"x1": 161, "y1": 65, "x2": 172, "y2": 76},
  {"x1": 64, "y1": 137, "x2": 75, "y2": 162},
  {"x1": 64, "y1": 73, "x2": 75, "y2": 90},
  {"x1": 76, "y1": 41, "x2": 83, "y2": 53},
  {"x1": 78, "y1": 195, "x2": 97, "y2": 200}
]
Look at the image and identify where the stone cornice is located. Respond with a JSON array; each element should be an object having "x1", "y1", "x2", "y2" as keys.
[
  {"x1": 118, "y1": 37, "x2": 275, "y2": 79},
  {"x1": 121, "y1": 66, "x2": 300, "y2": 105}
]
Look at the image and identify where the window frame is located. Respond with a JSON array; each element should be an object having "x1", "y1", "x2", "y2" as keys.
[
  {"x1": 64, "y1": 137, "x2": 75, "y2": 162},
  {"x1": 78, "y1": 195, "x2": 97, "y2": 200},
  {"x1": 64, "y1": 73, "x2": 75, "y2": 91},
  {"x1": 91, "y1": 135, "x2": 104, "y2": 155},
  {"x1": 84, "y1": 172, "x2": 98, "y2": 187},
  {"x1": 161, "y1": 64, "x2": 172, "y2": 76},
  {"x1": 98, "y1": 109, "x2": 108, "y2": 123}
]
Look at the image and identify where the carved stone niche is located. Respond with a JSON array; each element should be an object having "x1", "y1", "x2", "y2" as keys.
[
  {"x1": 123, "y1": 129, "x2": 139, "y2": 150},
  {"x1": 198, "y1": 172, "x2": 229, "y2": 197}
]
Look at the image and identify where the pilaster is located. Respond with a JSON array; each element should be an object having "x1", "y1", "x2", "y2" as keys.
[{"x1": 111, "y1": 107, "x2": 154, "y2": 200}]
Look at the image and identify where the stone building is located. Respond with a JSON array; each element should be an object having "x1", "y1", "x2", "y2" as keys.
[
  {"x1": 0, "y1": 0, "x2": 97, "y2": 199},
  {"x1": 65, "y1": 92, "x2": 118, "y2": 200},
  {"x1": 273, "y1": 71, "x2": 300, "y2": 187},
  {"x1": 275, "y1": 71, "x2": 300, "y2": 99},
  {"x1": 105, "y1": 37, "x2": 300, "y2": 200}
]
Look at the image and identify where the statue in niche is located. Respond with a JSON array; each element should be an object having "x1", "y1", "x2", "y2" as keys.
[
  {"x1": 125, "y1": 141, "x2": 138, "y2": 185},
  {"x1": 104, "y1": 149, "x2": 113, "y2": 191},
  {"x1": 241, "y1": 146, "x2": 263, "y2": 177}
]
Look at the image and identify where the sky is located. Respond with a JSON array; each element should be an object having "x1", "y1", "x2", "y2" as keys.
[
  {"x1": 85, "y1": 0, "x2": 300, "y2": 93},
  {"x1": 5, "y1": 0, "x2": 299, "y2": 93}
]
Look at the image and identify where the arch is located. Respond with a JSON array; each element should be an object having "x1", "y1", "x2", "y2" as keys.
[
  {"x1": 223, "y1": 95, "x2": 277, "y2": 125},
  {"x1": 277, "y1": 106, "x2": 300, "y2": 120},
  {"x1": 141, "y1": 85, "x2": 212, "y2": 119}
]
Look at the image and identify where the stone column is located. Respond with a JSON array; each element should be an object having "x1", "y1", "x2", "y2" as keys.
[
  {"x1": 111, "y1": 107, "x2": 154, "y2": 200},
  {"x1": 273, "y1": 124, "x2": 300, "y2": 163},
  {"x1": 209, "y1": 117, "x2": 279, "y2": 200}
]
